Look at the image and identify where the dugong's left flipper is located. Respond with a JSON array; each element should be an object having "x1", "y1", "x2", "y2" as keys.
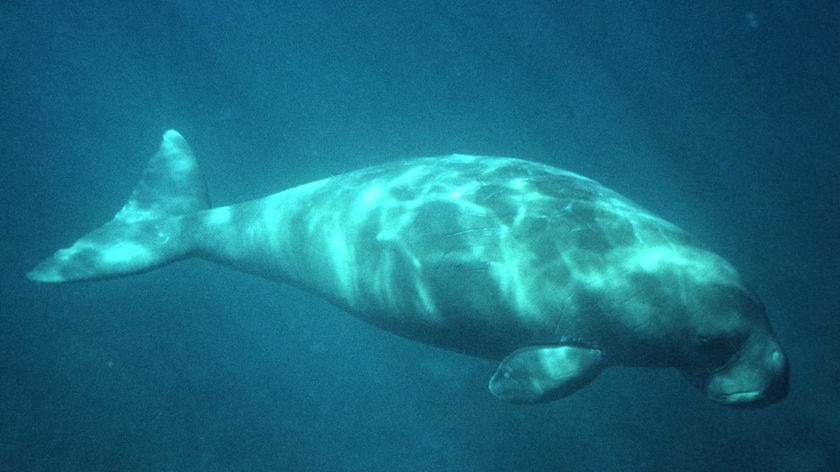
[{"x1": 489, "y1": 345, "x2": 604, "y2": 403}]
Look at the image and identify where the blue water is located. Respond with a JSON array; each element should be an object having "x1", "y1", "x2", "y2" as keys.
[{"x1": 2, "y1": 2, "x2": 838, "y2": 471}]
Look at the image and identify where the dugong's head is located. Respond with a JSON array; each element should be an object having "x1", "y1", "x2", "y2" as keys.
[
  {"x1": 680, "y1": 281, "x2": 789, "y2": 407},
  {"x1": 702, "y1": 329, "x2": 788, "y2": 407}
]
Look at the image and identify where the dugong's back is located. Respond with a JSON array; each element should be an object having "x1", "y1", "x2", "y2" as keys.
[{"x1": 260, "y1": 154, "x2": 700, "y2": 358}]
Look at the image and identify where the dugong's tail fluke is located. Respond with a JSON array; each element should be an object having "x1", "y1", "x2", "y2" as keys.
[{"x1": 27, "y1": 130, "x2": 208, "y2": 283}]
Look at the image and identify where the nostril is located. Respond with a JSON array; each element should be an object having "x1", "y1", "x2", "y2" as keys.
[
  {"x1": 765, "y1": 354, "x2": 790, "y2": 402},
  {"x1": 770, "y1": 350, "x2": 785, "y2": 367}
]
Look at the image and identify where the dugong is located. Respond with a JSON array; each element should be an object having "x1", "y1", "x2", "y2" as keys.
[{"x1": 28, "y1": 130, "x2": 789, "y2": 406}]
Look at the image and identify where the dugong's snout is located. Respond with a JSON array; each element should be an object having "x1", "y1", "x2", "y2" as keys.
[{"x1": 705, "y1": 335, "x2": 789, "y2": 407}]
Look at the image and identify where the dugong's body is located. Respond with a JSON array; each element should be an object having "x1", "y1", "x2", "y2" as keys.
[{"x1": 29, "y1": 130, "x2": 789, "y2": 406}]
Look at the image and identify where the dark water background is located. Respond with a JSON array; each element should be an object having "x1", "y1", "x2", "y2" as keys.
[{"x1": 1, "y1": 2, "x2": 838, "y2": 471}]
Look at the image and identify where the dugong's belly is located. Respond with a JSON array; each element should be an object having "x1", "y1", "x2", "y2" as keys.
[{"x1": 202, "y1": 155, "x2": 730, "y2": 360}]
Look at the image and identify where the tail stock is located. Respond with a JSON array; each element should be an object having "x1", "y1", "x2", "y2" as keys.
[{"x1": 27, "y1": 130, "x2": 210, "y2": 282}]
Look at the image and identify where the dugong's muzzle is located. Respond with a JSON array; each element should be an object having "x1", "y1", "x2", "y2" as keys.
[{"x1": 705, "y1": 334, "x2": 789, "y2": 406}]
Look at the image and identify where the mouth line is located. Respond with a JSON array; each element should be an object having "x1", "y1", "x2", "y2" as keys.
[{"x1": 711, "y1": 389, "x2": 763, "y2": 404}]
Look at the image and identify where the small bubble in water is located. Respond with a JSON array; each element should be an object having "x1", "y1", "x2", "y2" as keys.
[{"x1": 745, "y1": 11, "x2": 760, "y2": 29}]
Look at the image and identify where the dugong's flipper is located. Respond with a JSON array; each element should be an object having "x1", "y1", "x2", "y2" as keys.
[
  {"x1": 489, "y1": 345, "x2": 604, "y2": 403},
  {"x1": 27, "y1": 130, "x2": 208, "y2": 282}
]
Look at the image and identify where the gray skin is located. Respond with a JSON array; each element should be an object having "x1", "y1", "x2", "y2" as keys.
[{"x1": 28, "y1": 130, "x2": 789, "y2": 406}]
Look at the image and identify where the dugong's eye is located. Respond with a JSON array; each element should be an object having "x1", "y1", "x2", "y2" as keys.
[
  {"x1": 696, "y1": 333, "x2": 730, "y2": 352},
  {"x1": 693, "y1": 333, "x2": 737, "y2": 368},
  {"x1": 696, "y1": 332, "x2": 745, "y2": 357},
  {"x1": 696, "y1": 334, "x2": 727, "y2": 348}
]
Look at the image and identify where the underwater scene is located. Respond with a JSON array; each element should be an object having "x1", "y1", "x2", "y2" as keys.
[{"x1": 1, "y1": 2, "x2": 838, "y2": 471}]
